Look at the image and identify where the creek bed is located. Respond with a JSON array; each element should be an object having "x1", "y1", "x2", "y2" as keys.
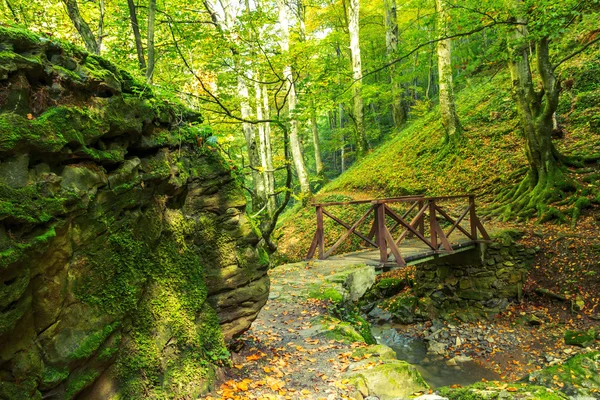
[{"x1": 372, "y1": 324, "x2": 501, "y2": 388}]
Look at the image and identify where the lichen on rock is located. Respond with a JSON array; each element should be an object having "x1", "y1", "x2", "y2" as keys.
[{"x1": 0, "y1": 27, "x2": 268, "y2": 399}]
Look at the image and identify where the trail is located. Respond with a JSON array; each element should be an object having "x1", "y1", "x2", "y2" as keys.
[{"x1": 206, "y1": 259, "x2": 372, "y2": 400}]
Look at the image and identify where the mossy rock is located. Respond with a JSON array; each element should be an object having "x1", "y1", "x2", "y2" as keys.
[
  {"x1": 437, "y1": 381, "x2": 568, "y2": 399},
  {"x1": 382, "y1": 293, "x2": 418, "y2": 324},
  {"x1": 0, "y1": 26, "x2": 263, "y2": 400},
  {"x1": 306, "y1": 316, "x2": 366, "y2": 344},
  {"x1": 344, "y1": 359, "x2": 428, "y2": 400},
  {"x1": 360, "y1": 277, "x2": 407, "y2": 304},
  {"x1": 308, "y1": 286, "x2": 345, "y2": 303},
  {"x1": 525, "y1": 351, "x2": 600, "y2": 398},
  {"x1": 564, "y1": 329, "x2": 597, "y2": 347},
  {"x1": 350, "y1": 344, "x2": 397, "y2": 360}
]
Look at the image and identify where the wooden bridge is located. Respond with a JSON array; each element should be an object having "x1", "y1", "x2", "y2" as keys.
[{"x1": 306, "y1": 195, "x2": 490, "y2": 268}]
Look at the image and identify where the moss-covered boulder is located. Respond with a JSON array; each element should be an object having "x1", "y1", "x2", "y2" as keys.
[
  {"x1": 344, "y1": 358, "x2": 429, "y2": 400},
  {"x1": 564, "y1": 329, "x2": 597, "y2": 348},
  {"x1": 525, "y1": 351, "x2": 600, "y2": 398},
  {"x1": 437, "y1": 381, "x2": 568, "y2": 399},
  {"x1": 0, "y1": 27, "x2": 269, "y2": 399},
  {"x1": 303, "y1": 316, "x2": 367, "y2": 344}
]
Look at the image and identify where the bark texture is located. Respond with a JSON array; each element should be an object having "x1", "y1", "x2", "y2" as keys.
[
  {"x1": 384, "y1": 0, "x2": 405, "y2": 127},
  {"x1": 503, "y1": 10, "x2": 567, "y2": 217},
  {"x1": 347, "y1": 0, "x2": 369, "y2": 154},
  {"x1": 435, "y1": 0, "x2": 461, "y2": 138},
  {"x1": 146, "y1": 0, "x2": 156, "y2": 83},
  {"x1": 62, "y1": 0, "x2": 100, "y2": 54},
  {"x1": 127, "y1": 0, "x2": 147, "y2": 71},
  {"x1": 310, "y1": 100, "x2": 324, "y2": 176}
]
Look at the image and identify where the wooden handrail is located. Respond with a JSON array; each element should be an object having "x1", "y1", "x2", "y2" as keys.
[{"x1": 306, "y1": 194, "x2": 489, "y2": 267}]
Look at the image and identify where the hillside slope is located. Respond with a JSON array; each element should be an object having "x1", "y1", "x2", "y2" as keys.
[{"x1": 274, "y1": 50, "x2": 600, "y2": 263}]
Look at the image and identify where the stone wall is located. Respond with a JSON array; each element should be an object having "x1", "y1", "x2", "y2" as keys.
[
  {"x1": 0, "y1": 28, "x2": 268, "y2": 399},
  {"x1": 414, "y1": 231, "x2": 536, "y2": 321}
]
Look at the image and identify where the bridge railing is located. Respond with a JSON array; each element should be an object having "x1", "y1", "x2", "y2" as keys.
[{"x1": 305, "y1": 195, "x2": 490, "y2": 267}]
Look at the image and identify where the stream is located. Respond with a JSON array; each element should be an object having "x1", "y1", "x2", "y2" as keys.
[{"x1": 372, "y1": 324, "x2": 501, "y2": 388}]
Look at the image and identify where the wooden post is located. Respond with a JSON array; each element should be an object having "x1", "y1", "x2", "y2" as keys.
[
  {"x1": 469, "y1": 195, "x2": 477, "y2": 241},
  {"x1": 376, "y1": 203, "x2": 388, "y2": 264},
  {"x1": 418, "y1": 200, "x2": 425, "y2": 236},
  {"x1": 316, "y1": 205, "x2": 325, "y2": 259},
  {"x1": 429, "y1": 200, "x2": 438, "y2": 250}
]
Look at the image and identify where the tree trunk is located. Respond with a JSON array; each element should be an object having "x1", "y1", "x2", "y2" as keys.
[
  {"x1": 310, "y1": 98, "x2": 324, "y2": 176},
  {"x1": 347, "y1": 0, "x2": 369, "y2": 155},
  {"x1": 339, "y1": 103, "x2": 346, "y2": 173},
  {"x1": 277, "y1": 0, "x2": 311, "y2": 197},
  {"x1": 384, "y1": 0, "x2": 405, "y2": 127},
  {"x1": 239, "y1": 77, "x2": 265, "y2": 209},
  {"x1": 262, "y1": 84, "x2": 276, "y2": 214},
  {"x1": 127, "y1": 0, "x2": 146, "y2": 71},
  {"x1": 435, "y1": 0, "x2": 461, "y2": 138},
  {"x1": 62, "y1": 0, "x2": 100, "y2": 54},
  {"x1": 255, "y1": 80, "x2": 275, "y2": 215},
  {"x1": 97, "y1": 0, "x2": 105, "y2": 53},
  {"x1": 504, "y1": 5, "x2": 566, "y2": 217},
  {"x1": 146, "y1": 0, "x2": 156, "y2": 84}
]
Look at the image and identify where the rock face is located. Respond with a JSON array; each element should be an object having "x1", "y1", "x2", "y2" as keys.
[{"x1": 0, "y1": 28, "x2": 269, "y2": 399}]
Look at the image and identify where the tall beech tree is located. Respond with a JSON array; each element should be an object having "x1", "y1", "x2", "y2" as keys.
[
  {"x1": 62, "y1": 0, "x2": 100, "y2": 54},
  {"x1": 384, "y1": 0, "x2": 405, "y2": 127},
  {"x1": 435, "y1": 0, "x2": 461, "y2": 138},
  {"x1": 347, "y1": 0, "x2": 369, "y2": 155},
  {"x1": 276, "y1": 0, "x2": 311, "y2": 198}
]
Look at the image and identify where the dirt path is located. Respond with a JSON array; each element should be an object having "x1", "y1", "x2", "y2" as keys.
[{"x1": 206, "y1": 260, "x2": 371, "y2": 400}]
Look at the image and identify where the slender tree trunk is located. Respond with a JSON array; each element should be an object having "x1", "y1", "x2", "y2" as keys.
[
  {"x1": 146, "y1": 0, "x2": 156, "y2": 84},
  {"x1": 97, "y1": 0, "x2": 105, "y2": 53},
  {"x1": 339, "y1": 103, "x2": 346, "y2": 173},
  {"x1": 239, "y1": 77, "x2": 265, "y2": 209},
  {"x1": 62, "y1": 0, "x2": 100, "y2": 54},
  {"x1": 347, "y1": 0, "x2": 369, "y2": 154},
  {"x1": 262, "y1": 84, "x2": 276, "y2": 214},
  {"x1": 277, "y1": 0, "x2": 311, "y2": 197},
  {"x1": 435, "y1": 0, "x2": 461, "y2": 138},
  {"x1": 255, "y1": 80, "x2": 275, "y2": 215},
  {"x1": 127, "y1": 0, "x2": 146, "y2": 71},
  {"x1": 384, "y1": 0, "x2": 405, "y2": 127},
  {"x1": 310, "y1": 98, "x2": 324, "y2": 176}
]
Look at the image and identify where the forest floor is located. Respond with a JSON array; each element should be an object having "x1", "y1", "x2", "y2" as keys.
[
  {"x1": 205, "y1": 261, "x2": 363, "y2": 400},
  {"x1": 206, "y1": 215, "x2": 600, "y2": 400}
]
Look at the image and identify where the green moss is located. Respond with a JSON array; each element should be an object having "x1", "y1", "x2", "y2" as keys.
[
  {"x1": 437, "y1": 381, "x2": 568, "y2": 399},
  {"x1": 97, "y1": 331, "x2": 121, "y2": 362},
  {"x1": 0, "y1": 26, "x2": 41, "y2": 50},
  {"x1": 75, "y1": 207, "x2": 226, "y2": 399},
  {"x1": 0, "y1": 225, "x2": 57, "y2": 269},
  {"x1": 322, "y1": 322, "x2": 366, "y2": 343},
  {"x1": 0, "y1": 379, "x2": 42, "y2": 400},
  {"x1": 351, "y1": 344, "x2": 397, "y2": 360},
  {"x1": 70, "y1": 322, "x2": 120, "y2": 361},
  {"x1": 41, "y1": 366, "x2": 70, "y2": 387},
  {"x1": 309, "y1": 287, "x2": 345, "y2": 303},
  {"x1": 65, "y1": 369, "x2": 100, "y2": 399}
]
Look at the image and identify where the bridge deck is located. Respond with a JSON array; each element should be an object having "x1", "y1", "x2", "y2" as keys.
[{"x1": 319, "y1": 237, "x2": 478, "y2": 269}]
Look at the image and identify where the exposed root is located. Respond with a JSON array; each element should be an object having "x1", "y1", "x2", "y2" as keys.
[{"x1": 486, "y1": 166, "x2": 579, "y2": 223}]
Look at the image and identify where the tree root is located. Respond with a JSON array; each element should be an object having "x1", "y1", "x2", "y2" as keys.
[{"x1": 486, "y1": 166, "x2": 584, "y2": 224}]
